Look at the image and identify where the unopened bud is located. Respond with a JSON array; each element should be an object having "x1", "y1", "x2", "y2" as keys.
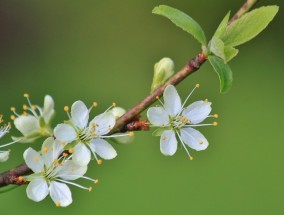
[
  {"x1": 151, "y1": 57, "x2": 175, "y2": 92},
  {"x1": 108, "y1": 107, "x2": 126, "y2": 119}
]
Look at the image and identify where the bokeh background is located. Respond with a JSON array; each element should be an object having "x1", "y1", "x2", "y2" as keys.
[{"x1": 0, "y1": 0, "x2": 283, "y2": 214}]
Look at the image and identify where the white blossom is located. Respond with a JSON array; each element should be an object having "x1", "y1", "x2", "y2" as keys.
[
  {"x1": 0, "y1": 117, "x2": 16, "y2": 162},
  {"x1": 54, "y1": 101, "x2": 132, "y2": 166},
  {"x1": 147, "y1": 84, "x2": 218, "y2": 159},
  {"x1": 24, "y1": 137, "x2": 97, "y2": 207},
  {"x1": 11, "y1": 94, "x2": 55, "y2": 143}
]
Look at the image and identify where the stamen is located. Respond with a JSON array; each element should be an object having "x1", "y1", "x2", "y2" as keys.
[
  {"x1": 42, "y1": 147, "x2": 48, "y2": 153},
  {"x1": 23, "y1": 104, "x2": 28, "y2": 110},
  {"x1": 176, "y1": 132, "x2": 192, "y2": 158},
  {"x1": 204, "y1": 99, "x2": 209, "y2": 103},
  {"x1": 93, "y1": 102, "x2": 98, "y2": 107},
  {"x1": 56, "y1": 179, "x2": 91, "y2": 191},
  {"x1": 97, "y1": 159, "x2": 102, "y2": 165},
  {"x1": 24, "y1": 94, "x2": 38, "y2": 118},
  {"x1": 155, "y1": 96, "x2": 164, "y2": 106},
  {"x1": 10, "y1": 115, "x2": 15, "y2": 120},
  {"x1": 64, "y1": 106, "x2": 69, "y2": 112},
  {"x1": 34, "y1": 157, "x2": 39, "y2": 162},
  {"x1": 180, "y1": 84, "x2": 200, "y2": 112},
  {"x1": 68, "y1": 148, "x2": 74, "y2": 154},
  {"x1": 214, "y1": 114, "x2": 219, "y2": 118},
  {"x1": 189, "y1": 156, "x2": 194, "y2": 161},
  {"x1": 56, "y1": 202, "x2": 61, "y2": 207},
  {"x1": 213, "y1": 122, "x2": 218, "y2": 126},
  {"x1": 112, "y1": 102, "x2": 116, "y2": 107},
  {"x1": 0, "y1": 139, "x2": 20, "y2": 149}
]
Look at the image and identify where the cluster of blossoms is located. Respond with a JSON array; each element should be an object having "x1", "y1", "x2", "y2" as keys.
[{"x1": 0, "y1": 84, "x2": 217, "y2": 207}]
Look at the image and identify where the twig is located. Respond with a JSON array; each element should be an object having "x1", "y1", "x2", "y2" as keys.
[{"x1": 0, "y1": 0, "x2": 258, "y2": 187}]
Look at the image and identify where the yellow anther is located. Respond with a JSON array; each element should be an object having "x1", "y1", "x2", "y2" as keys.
[
  {"x1": 42, "y1": 147, "x2": 48, "y2": 153},
  {"x1": 8, "y1": 122, "x2": 12, "y2": 128},
  {"x1": 199, "y1": 141, "x2": 203, "y2": 145},
  {"x1": 162, "y1": 136, "x2": 167, "y2": 141},
  {"x1": 68, "y1": 148, "x2": 74, "y2": 154},
  {"x1": 195, "y1": 83, "x2": 200, "y2": 88},
  {"x1": 23, "y1": 93, "x2": 29, "y2": 98},
  {"x1": 63, "y1": 152, "x2": 68, "y2": 157},
  {"x1": 31, "y1": 105, "x2": 36, "y2": 110},
  {"x1": 70, "y1": 167, "x2": 75, "y2": 172},
  {"x1": 112, "y1": 102, "x2": 116, "y2": 107},
  {"x1": 56, "y1": 202, "x2": 61, "y2": 207},
  {"x1": 61, "y1": 141, "x2": 66, "y2": 146},
  {"x1": 97, "y1": 159, "x2": 103, "y2": 165},
  {"x1": 94, "y1": 179, "x2": 99, "y2": 184},
  {"x1": 88, "y1": 187, "x2": 93, "y2": 192},
  {"x1": 214, "y1": 114, "x2": 219, "y2": 118},
  {"x1": 64, "y1": 106, "x2": 69, "y2": 112},
  {"x1": 22, "y1": 112, "x2": 28, "y2": 116},
  {"x1": 189, "y1": 156, "x2": 194, "y2": 161},
  {"x1": 204, "y1": 99, "x2": 209, "y2": 103},
  {"x1": 93, "y1": 102, "x2": 98, "y2": 107},
  {"x1": 155, "y1": 96, "x2": 159, "y2": 99},
  {"x1": 129, "y1": 132, "x2": 134, "y2": 137},
  {"x1": 18, "y1": 176, "x2": 24, "y2": 181},
  {"x1": 33, "y1": 157, "x2": 39, "y2": 162},
  {"x1": 10, "y1": 115, "x2": 15, "y2": 120},
  {"x1": 213, "y1": 122, "x2": 218, "y2": 126},
  {"x1": 10, "y1": 107, "x2": 16, "y2": 111},
  {"x1": 23, "y1": 104, "x2": 28, "y2": 110}
]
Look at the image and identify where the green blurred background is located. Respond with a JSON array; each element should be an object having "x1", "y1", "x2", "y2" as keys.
[{"x1": 0, "y1": 0, "x2": 283, "y2": 214}]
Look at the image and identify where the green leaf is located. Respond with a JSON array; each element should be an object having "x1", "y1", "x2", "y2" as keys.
[
  {"x1": 221, "y1": 6, "x2": 279, "y2": 47},
  {"x1": 153, "y1": 5, "x2": 206, "y2": 45},
  {"x1": 213, "y1": 11, "x2": 231, "y2": 38},
  {"x1": 224, "y1": 46, "x2": 239, "y2": 62},
  {"x1": 152, "y1": 128, "x2": 167, "y2": 136},
  {"x1": 208, "y1": 55, "x2": 233, "y2": 93},
  {"x1": 209, "y1": 37, "x2": 225, "y2": 60}
]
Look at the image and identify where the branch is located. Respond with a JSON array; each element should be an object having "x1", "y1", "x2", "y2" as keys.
[{"x1": 0, "y1": 0, "x2": 258, "y2": 188}]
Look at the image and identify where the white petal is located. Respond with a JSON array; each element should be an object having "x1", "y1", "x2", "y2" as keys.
[
  {"x1": 180, "y1": 127, "x2": 208, "y2": 151},
  {"x1": 89, "y1": 112, "x2": 115, "y2": 136},
  {"x1": 183, "y1": 101, "x2": 212, "y2": 124},
  {"x1": 160, "y1": 130, "x2": 177, "y2": 156},
  {"x1": 72, "y1": 143, "x2": 91, "y2": 166},
  {"x1": 0, "y1": 151, "x2": 10, "y2": 162},
  {"x1": 89, "y1": 138, "x2": 117, "y2": 160},
  {"x1": 163, "y1": 85, "x2": 182, "y2": 116},
  {"x1": 41, "y1": 138, "x2": 64, "y2": 168},
  {"x1": 26, "y1": 178, "x2": 49, "y2": 202},
  {"x1": 42, "y1": 95, "x2": 55, "y2": 124},
  {"x1": 23, "y1": 148, "x2": 44, "y2": 173},
  {"x1": 71, "y1": 101, "x2": 89, "y2": 129},
  {"x1": 54, "y1": 124, "x2": 77, "y2": 143},
  {"x1": 55, "y1": 160, "x2": 87, "y2": 181},
  {"x1": 49, "y1": 181, "x2": 72, "y2": 207},
  {"x1": 147, "y1": 107, "x2": 169, "y2": 126},
  {"x1": 14, "y1": 116, "x2": 40, "y2": 136}
]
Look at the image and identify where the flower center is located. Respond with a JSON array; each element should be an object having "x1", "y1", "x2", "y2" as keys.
[
  {"x1": 170, "y1": 115, "x2": 189, "y2": 130},
  {"x1": 78, "y1": 128, "x2": 93, "y2": 144}
]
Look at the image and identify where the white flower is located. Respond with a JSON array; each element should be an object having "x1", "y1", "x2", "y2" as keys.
[
  {"x1": 0, "y1": 118, "x2": 16, "y2": 162},
  {"x1": 24, "y1": 137, "x2": 96, "y2": 207},
  {"x1": 11, "y1": 94, "x2": 55, "y2": 143},
  {"x1": 147, "y1": 84, "x2": 218, "y2": 159},
  {"x1": 54, "y1": 101, "x2": 131, "y2": 166}
]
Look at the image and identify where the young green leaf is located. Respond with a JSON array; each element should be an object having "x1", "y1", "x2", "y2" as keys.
[
  {"x1": 221, "y1": 6, "x2": 279, "y2": 47},
  {"x1": 224, "y1": 46, "x2": 239, "y2": 62},
  {"x1": 153, "y1": 5, "x2": 206, "y2": 45},
  {"x1": 213, "y1": 11, "x2": 231, "y2": 38},
  {"x1": 208, "y1": 55, "x2": 233, "y2": 93},
  {"x1": 209, "y1": 36, "x2": 225, "y2": 60}
]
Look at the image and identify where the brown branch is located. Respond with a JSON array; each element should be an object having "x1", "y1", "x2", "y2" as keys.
[{"x1": 0, "y1": 0, "x2": 258, "y2": 188}]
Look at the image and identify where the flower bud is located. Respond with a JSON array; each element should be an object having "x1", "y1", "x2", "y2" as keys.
[
  {"x1": 108, "y1": 107, "x2": 126, "y2": 119},
  {"x1": 151, "y1": 57, "x2": 175, "y2": 92}
]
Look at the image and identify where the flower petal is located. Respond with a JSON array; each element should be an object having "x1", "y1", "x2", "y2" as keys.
[
  {"x1": 89, "y1": 112, "x2": 115, "y2": 136},
  {"x1": 160, "y1": 130, "x2": 178, "y2": 156},
  {"x1": 72, "y1": 143, "x2": 91, "y2": 166},
  {"x1": 163, "y1": 85, "x2": 182, "y2": 116},
  {"x1": 54, "y1": 124, "x2": 77, "y2": 143},
  {"x1": 23, "y1": 148, "x2": 44, "y2": 173},
  {"x1": 0, "y1": 151, "x2": 10, "y2": 162},
  {"x1": 42, "y1": 95, "x2": 55, "y2": 124},
  {"x1": 89, "y1": 138, "x2": 117, "y2": 160},
  {"x1": 14, "y1": 116, "x2": 40, "y2": 136},
  {"x1": 183, "y1": 101, "x2": 212, "y2": 124},
  {"x1": 49, "y1": 181, "x2": 72, "y2": 207},
  {"x1": 26, "y1": 178, "x2": 49, "y2": 202},
  {"x1": 180, "y1": 127, "x2": 208, "y2": 151},
  {"x1": 147, "y1": 107, "x2": 169, "y2": 126},
  {"x1": 55, "y1": 160, "x2": 87, "y2": 181},
  {"x1": 41, "y1": 138, "x2": 64, "y2": 168},
  {"x1": 71, "y1": 101, "x2": 89, "y2": 129}
]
